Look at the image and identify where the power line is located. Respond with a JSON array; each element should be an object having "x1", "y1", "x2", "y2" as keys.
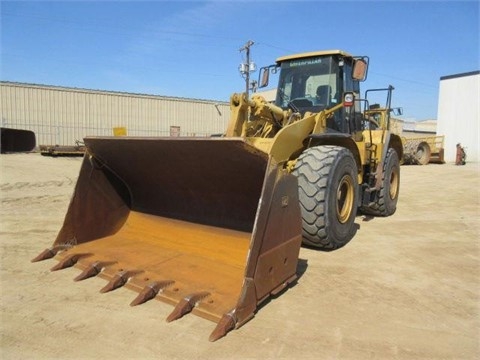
[
  {"x1": 2, "y1": 11, "x2": 295, "y2": 56},
  {"x1": 1, "y1": 11, "x2": 244, "y2": 44},
  {"x1": 0, "y1": 52, "x2": 228, "y2": 78},
  {"x1": 370, "y1": 71, "x2": 438, "y2": 89}
]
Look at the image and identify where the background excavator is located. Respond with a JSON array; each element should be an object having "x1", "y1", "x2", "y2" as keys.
[{"x1": 33, "y1": 49, "x2": 402, "y2": 341}]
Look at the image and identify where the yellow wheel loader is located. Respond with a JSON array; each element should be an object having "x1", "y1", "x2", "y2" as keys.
[{"x1": 33, "y1": 49, "x2": 402, "y2": 341}]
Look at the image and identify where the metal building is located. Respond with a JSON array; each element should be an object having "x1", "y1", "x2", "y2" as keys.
[
  {"x1": 436, "y1": 71, "x2": 480, "y2": 163},
  {"x1": 0, "y1": 82, "x2": 230, "y2": 147}
]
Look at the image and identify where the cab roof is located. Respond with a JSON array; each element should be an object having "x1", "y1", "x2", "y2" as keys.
[{"x1": 276, "y1": 50, "x2": 353, "y2": 64}]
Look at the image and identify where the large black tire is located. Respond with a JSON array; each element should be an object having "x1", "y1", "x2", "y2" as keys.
[
  {"x1": 361, "y1": 148, "x2": 400, "y2": 216},
  {"x1": 293, "y1": 145, "x2": 358, "y2": 250}
]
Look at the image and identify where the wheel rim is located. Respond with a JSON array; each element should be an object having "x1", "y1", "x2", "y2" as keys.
[
  {"x1": 416, "y1": 148, "x2": 424, "y2": 160},
  {"x1": 389, "y1": 166, "x2": 399, "y2": 200},
  {"x1": 415, "y1": 143, "x2": 430, "y2": 165},
  {"x1": 336, "y1": 175, "x2": 355, "y2": 223}
]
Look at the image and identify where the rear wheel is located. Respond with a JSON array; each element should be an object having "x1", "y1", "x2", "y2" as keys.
[
  {"x1": 415, "y1": 142, "x2": 431, "y2": 165},
  {"x1": 293, "y1": 145, "x2": 358, "y2": 250},
  {"x1": 361, "y1": 148, "x2": 400, "y2": 216}
]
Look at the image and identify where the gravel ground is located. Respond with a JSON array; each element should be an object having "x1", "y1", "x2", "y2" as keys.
[{"x1": 1, "y1": 153, "x2": 479, "y2": 360}]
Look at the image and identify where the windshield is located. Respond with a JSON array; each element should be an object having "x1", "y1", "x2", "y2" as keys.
[{"x1": 275, "y1": 56, "x2": 340, "y2": 111}]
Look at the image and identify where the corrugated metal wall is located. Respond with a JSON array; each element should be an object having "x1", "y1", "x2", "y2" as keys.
[
  {"x1": 0, "y1": 82, "x2": 230, "y2": 146},
  {"x1": 436, "y1": 73, "x2": 479, "y2": 162}
]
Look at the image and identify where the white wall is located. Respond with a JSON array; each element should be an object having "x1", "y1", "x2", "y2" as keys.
[{"x1": 437, "y1": 72, "x2": 480, "y2": 162}]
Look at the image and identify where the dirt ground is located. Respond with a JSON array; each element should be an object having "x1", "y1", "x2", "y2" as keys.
[{"x1": 0, "y1": 153, "x2": 479, "y2": 360}]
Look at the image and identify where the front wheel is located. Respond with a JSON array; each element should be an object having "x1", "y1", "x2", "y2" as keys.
[{"x1": 293, "y1": 146, "x2": 358, "y2": 250}]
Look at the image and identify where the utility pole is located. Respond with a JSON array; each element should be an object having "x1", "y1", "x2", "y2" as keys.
[{"x1": 239, "y1": 40, "x2": 255, "y2": 100}]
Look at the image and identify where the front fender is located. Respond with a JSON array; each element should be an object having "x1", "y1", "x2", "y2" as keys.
[{"x1": 308, "y1": 133, "x2": 362, "y2": 169}]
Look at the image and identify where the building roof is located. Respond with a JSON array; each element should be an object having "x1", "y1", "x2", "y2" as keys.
[
  {"x1": 440, "y1": 70, "x2": 480, "y2": 81},
  {"x1": 0, "y1": 81, "x2": 229, "y2": 105}
]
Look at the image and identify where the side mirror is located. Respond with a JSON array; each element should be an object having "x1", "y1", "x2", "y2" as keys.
[
  {"x1": 259, "y1": 67, "x2": 270, "y2": 88},
  {"x1": 352, "y1": 57, "x2": 369, "y2": 81},
  {"x1": 258, "y1": 65, "x2": 279, "y2": 88},
  {"x1": 392, "y1": 107, "x2": 403, "y2": 116}
]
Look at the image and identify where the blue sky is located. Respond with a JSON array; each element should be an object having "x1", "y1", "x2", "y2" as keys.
[{"x1": 1, "y1": 0, "x2": 479, "y2": 121}]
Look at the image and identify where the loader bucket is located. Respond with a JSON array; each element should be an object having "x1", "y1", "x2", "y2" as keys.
[{"x1": 33, "y1": 137, "x2": 302, "y2": 341}]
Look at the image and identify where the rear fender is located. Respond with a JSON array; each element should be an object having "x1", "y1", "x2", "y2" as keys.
[{"x1": 389, "y1": 133, "x2": 403, "y2": 160}]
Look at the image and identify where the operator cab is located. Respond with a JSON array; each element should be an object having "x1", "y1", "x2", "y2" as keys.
[
  {"x1": 259, "y1": 50, "x2": 368, "y2": 133},
  {"x1": 276, "y1": 55, "x2": 342, "y2": 113}
]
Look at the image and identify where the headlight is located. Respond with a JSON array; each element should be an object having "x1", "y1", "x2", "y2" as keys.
[{"x1": 343, "y1": 92, "x2": 354, "y2": 107}]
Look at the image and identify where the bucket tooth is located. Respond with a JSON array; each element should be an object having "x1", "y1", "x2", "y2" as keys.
[
  {"x1": 74, "y1": 261, "x2": 103, "y2": 281},
  {"x1": 50, "y1": 253, "x2": 87, "y2": 271},
  {"x1": 100, "y1": 270, "x2": 140, "y2": 293},
  {"x1": 130, "y1": 280, "x2": 175, "y2": 306},
  {"x1": 166, "y1": 291, "x2": 211, "y2": 322},
  {"x1": 209, "y1": 313, "x2": 236, "y2": 342},
  {"x1": 31, "y1": 245, "x2": 70, "y2": 262}
]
